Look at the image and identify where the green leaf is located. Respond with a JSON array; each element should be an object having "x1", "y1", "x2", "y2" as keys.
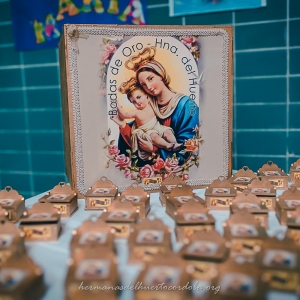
[
  {"x1": 109, "y1": 140, "x2": 115, "y2": 145},
  {"x1": 195, "y1": 161, "x2": 199, "y2": 167},
  {"x1": 133, "y1": 167, "x2": 139, "y2": 172},
  {"x1": 131, "y1": 155, "x2": 137, "y2": 159},
  {"x1": 179, "y1": 150, "x2": 186, "y2": 155},
  {"x1": 133, "y1": 159, "x2": 138, "y2": 167},
  {"x1": 103, "y1": 145, "x2": 109, "y2": 149},
  {"x1": 126, "y1": 149, "x2": 131, "y2": 155},
  {"x1": 107, "y1": 128, "x2": 111, "y2": 136}
]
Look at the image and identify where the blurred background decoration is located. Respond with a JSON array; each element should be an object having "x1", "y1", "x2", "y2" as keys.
[{"x1": 0, "y1": 0, "x2": 299, "y2": 198}]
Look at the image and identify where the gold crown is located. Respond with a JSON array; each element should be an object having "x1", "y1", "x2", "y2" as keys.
[
  {"x1": 119, "y1": 77, "x2": 139, "y2": 95},
  {"x1": 125, "y1": 46, "x2": 156, "y2": 71}
]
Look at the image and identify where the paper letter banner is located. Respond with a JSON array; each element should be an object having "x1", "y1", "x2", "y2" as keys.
[{"x1": 10, "y1": 0, "x2": 147, "y2": 51}]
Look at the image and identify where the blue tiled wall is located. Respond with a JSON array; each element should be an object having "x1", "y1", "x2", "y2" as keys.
[{"x1": 0, "y1": 0, "x2": 299, "y2": 198}]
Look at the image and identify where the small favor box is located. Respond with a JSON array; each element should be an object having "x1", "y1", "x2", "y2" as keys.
[
  {"x1": 134, "y1": 253, "x2": 192, "y2": 300},
  {"x1": 257, "y1": 160, "x2": 288, "y2": 189},
  {"x1": 128, "y1": 218, "x2": 172, "y2": 263},
  {"x1": 258, "y1": 236, "x2": 300, "y2": 294},
  {"x1": 166, "y1": 185, "x2": 206, "y2": 219},
  {"x1": 0, "y1": 212, "x2": 26, "y2": 266},
  {"x1": 211, "y1": 258, "x2": 265, "y2": 300},
  {"x1": 228, "y1": 166, "x2": 257, "y2": 193},
  {"x1": 39, "y1": 182, "x2": 78, "y2": 217},
  {"x1": 84, "y1": 176, "x2": 118, "y2": 210},
  {"x1": 293, "y1": 178, "x2": 300, "y2": 191},
  {"x1": 0, "y1": 186, "x2": 25, "y2": 222},
  {"x1": 248, "y1": 176, "x2": 276, "y2": 210},
  {"x1": 275, "y1": 187, "x2": 300, "y2": 225},
  {"x1": 175, "y1": 201, "x2": 215, "y2": 242},
  {"x1": 289, "y1": 158, "x2": 300, "y2": 183},
  {"x1": 19, "y1": 202, "x2": 62, "y2": 241},
  {"x1": 286, "y1": 207, "x2": 300, "y2": 247},
  {"x1": 159, "y1": 175, "x2": 187, "y2": 206},
  {"x1": 119, "y1": 183, "x2": 150, "y2": 218},
  {"x1": 230, "y1": 190, "x2": 269, "y2": 229},
  {"x1": 65, "y1": 245, "x2": 119, "y2": 300},
  {"x1": 0, "y1": 253, "x2": 46, "y2": 300},
  {"x1": 223, "y1": 211, "x2": 267, "y2": 258},
  {"x1": 70, "y1": 217, "x2": 115, "y2": 257},
  {"x1": 205, "y1": 176, "x2": 237, "y2": 210},
  {"x1": 100, "y1": 200, "x2": 139, "y2": 238}
]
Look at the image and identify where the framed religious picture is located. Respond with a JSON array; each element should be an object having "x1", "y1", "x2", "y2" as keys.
[{"x1": 59, "y1": 24, "x2": 233, "y2": 195}]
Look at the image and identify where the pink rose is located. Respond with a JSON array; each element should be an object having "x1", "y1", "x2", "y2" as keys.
[
  {"x1": 139, "y1": 164, "x2": 154, "y2": 178},
  {"x1": 115, "y1": 154, "x2": 131, "y2": 169},
  {"x1": 108, "y1": 145, "x2": 120, "y2": 156},
  {"x1": 181, "y1": 36, "x2": 195, "y2": 48},
  {"x1": 100, "y1": 51, "x2": 110, "y2": 64},
  {"x1": 105, "y1": 43, "x2": 117, "y2": 53},
  {"x1": 153, "y1": 158, "x2": 165, "y2": 172},
  {"x1": 184, "y1": 139, "x2": 199, "y2": 152},
  {"x1": 165, "y1": 157, "x2": 181, "y2": 173},
  {"x1": 182, "y1": 174, "x2": 189, "y2": 181},
  {"x1": 124, "y1": 168, "x2": 135, "y2": 179}
]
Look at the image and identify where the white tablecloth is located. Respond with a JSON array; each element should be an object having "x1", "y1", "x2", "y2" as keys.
[{"x1": 23, "y1": 189, "x2": 297, "y2": 300}]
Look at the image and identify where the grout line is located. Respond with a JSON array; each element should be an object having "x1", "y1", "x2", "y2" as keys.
[
  {"x1": 0, "y1": 170, "x2": 66, "y2": 175},
  {"x1": 234, "y1": 129, "x2": 294, "y2": 132},
  {"x1": 0, "y1": 62, "x2": 59, "y2": 70},
  {"x1": 0, "y1": 43, "x2": 14, "y2": 48},
  {"x1": 232, "y1": 11, "x2": 237, "y2": 170},
  {"x1": 182, "y1": 16, "x2": 186, "y2": 25},
  {"x1": 0, "y1": 85, "x2": 60, "y2": 92},
  {"x1": 235, "y1": 75, "x2": 287, "y2": 79},
  {"x1": 234, "y1": 102, "x2": 288, "y2": 106},
  {"x1": 0, "y1": 130, "x2": 63, "y2": 134},
  {"x1": 147, "y1": 3, "x2": 168, "y2": 9},
  {"x1": 0, "y1": 108, "x2": 61, "y2": 112},
  {"x1": 235, "y1": 19, "x2": 286, "y2": 26},
  {"x1": 233, "y1": 154, "x2": 290, "y2": 158},
  {"x1": 235, "y1": 47, "x2": 291, "y2": 53},
  {"x1": 286, "y1": 0, "x2": 290, "y2": 172},
  {"x1": 0, "y1": 150, "x2": 64, "y2": 155},
  {"x1": 0, "y1": 21, "x2": 12, "y2": 26}
]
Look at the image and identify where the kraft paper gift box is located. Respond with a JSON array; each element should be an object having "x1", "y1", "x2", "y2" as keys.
[
  {"x1": 134, "y1": 252, "x2": 192, "y2": 300},
  {"x1": 118, "y1": 183, "x2": 150, "y2": 218},
  {"x1": 258, "y1": 236, "x2": 300, "y2": 294},
  {"x1": 0, "y1": 186, "x2": 25, "y2": 222},
  {"x1": 19, "y1": 202, "x2": 62, "y2": 241},
  {"x1": 175, "y1": 200, "x2": 215, "y2": 242},
  {"x1": 223, "y1": 211, "x2": 267, "y2": 259},
  {"x1": 100, "y1": 200, "x2": 139, "y2": 238},
  {"x1": 228, "y1": 166, "x2": 257, "y2": 194},
  {"x1": 59, "y1": 24, "x2": 233, "y2": 197},
  {"x1": 65, "y1": 245, "x2": 119, "y2": 300},
  {"x1": 38, "y1": 182, "x2": 78, "y2": 217},
  {"x1": 128, "y1": 218, "x2": 172, "y2": 263},
  {"x1": 285, "y1": 207, "x2": 300, "y2": 247},
  {"x1": 0, "y1": 212, "x2": 26, "y2": 266},
  {"x1": 84, "y1": 176, "x2": 118, "y2": 210},
  {"x1": 159, "y1": 175, "x2": 187, "y2": 206},
  {"x1": 247, "y1": 176, "x2": 276, "y2": 210},
  {"x1": 230, "y1": 190, "x2": 269, "y2": 230},
  {"x1": 293, "y1": 178, "x2": 300, "y2": 191},
  {"x1": 289, "y1": 158, "x2": 300, "y2": 183},
  {"x1": 211, "y1": 258, "x2": 265, "y2": 300},
  {"x1": 0, "y1": 253, "x2": 46, "y2": 300},
  {"x1": 257, "y1": 161, "x2": 288, "y2": 190},
  {"x1": 70, "y1": 217, "x2": 115, "y2": 257},
  {"x1": 275, "y1": 187, "x2": 300, "y2": 225},
  {"x1": 205, "y1": 176, "x2": 236, "y2": 210},
  {"x1": 166, "y1": 185, "x2": 206, "y2": 219}
]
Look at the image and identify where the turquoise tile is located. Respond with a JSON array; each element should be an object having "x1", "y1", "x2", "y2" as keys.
[
  {"x1": 26, "y1": 88, "x2": 61, "y2": 108},
  {"x1": 235, "y1": 157, "x2": 287, "y2": 173},
  {"x1": 0, "y1": 24, "x2": 14, "y2": 44},
  {"x1": 0, "y1": 153, "x2": 29, "y2": 171},
  {"x1": 0, "y1": 111, "x2": 26, "y2": 130},
  {"x1": 147, "y1": 0, "x2": 168, "y2": 5},
  {"x1": 290, "y1": 20, "x2": 300, "y2": 47},
  {"x1": 0, "y1": 1, "x2": 11, "y2": 22},
  {"x1": 289, "y1": 104, "x2": 300, "y2": 129},
  {"x1": 236, "y1": 50, "x2": 286, "y2": 77},
  {"x1": 28, "y1": 111, "x2": 62, "y2": 131},
  {"x1": 235, "y1": 0, "x2": 286, "y2": 23},
  {"x1": 186, "y1": 11, "x2": 232, "y2": 25},
  {"x1": 236, "y1": 104, "x2": 286, "y2": 129},
  {"x1": 235, "y1": 22, "x2": 286, "y2": 50},
  {"x1": 288, "y1": 157, "x2": 300, "y2": 170},
  {"x1": 33, "y1": 174, "x2": 67, "y2": 194},
  {"x1": 0, "y1": 174, "x2": 30, "y2": 192},
  {"x1": 290, "y1": 77, "x2": 300, "y2": 103},
  {"x1": 236, "y1": 131, "x2": 286, "y2": 155},
  {"x1": 0, "y1": 90, "x2": 24, "y2": 109},
  {"x1": 235, "y1": 78, "x2": 286, "y2": 103},
  {"x1": 22, "y1": 192, "x2": 33, "y2": 199},
  {"x1": 0, "y1": 69, "x2": 22, "y2": 88},
  {"x1": 0, "y1": 47, "x2": 20, "y2": 66},
  {"x1": 0, "y1": 133, "x2": 28, "y2": 151},
  {"x1": 25, "y1": 66, "x2": 59, "y2": 86},
  {"x1": 30, "y1": 132, "x2": 63, "y2": 151},
  {"x1": 147, "y1": 7, "x2": 182, "y2": 25},
  {"x1": 32, "y1": 153, "x2": 65, "y2": 173},
  {"x1": 290, "y1": 49, "x2": 300, "y2": 74},
  {"x1": 289, "y1": 132, "x2": 300, "y2": 155},
  {"x1": 23, "y1": 48, "x2": 57, "y2": 65},
  {"x1": 290, "y1": 0, "x2": 300, "y2": 18}
]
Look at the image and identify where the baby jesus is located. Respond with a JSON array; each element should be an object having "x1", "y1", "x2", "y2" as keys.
[{"x1": 117, "y1": 77, "x2": 182, "y2": 160}]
